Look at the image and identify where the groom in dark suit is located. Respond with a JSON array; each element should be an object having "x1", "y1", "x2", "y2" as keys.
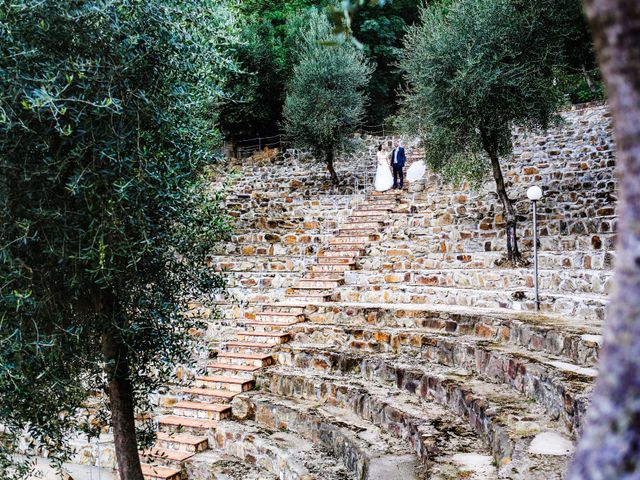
[{"x1": 390, "y1": 140, "x2": 406, "y2": 190}]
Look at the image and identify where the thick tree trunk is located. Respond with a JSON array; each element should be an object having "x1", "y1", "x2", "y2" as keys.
[
  {"x1": 569, "y1": 1, "x2": 640, "y2": 478},
  {"x1": 480, "y1": 128, "x2": 522, "y2": 264},
  {"x1": 326, "y1": 150, "x2": 340, "y2": 185},
  {"x1": 102, "y1": 330, "x2": 144, "y2": 480}
]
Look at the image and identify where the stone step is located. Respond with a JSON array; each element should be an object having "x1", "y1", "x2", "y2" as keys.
[
  {"x1": 323, "y1": 243, "x2": 366, "y2": 252},
  {"x1": 254, "y1": 311, "x2": 305, "y2": 322},
  {"x1": 334, "y1": 283, "x2": 608, "y2": 321},
  {"x1": 318, "y1": 249, "x2": 362, "y2": 258},
  {"x1": 242, "y1": 320, "x2": 300, "y2": 332},
  {"x1": 172, "y1": 400, "x2": 232, "y2": 421},
  {"x1": 237, "y1": 331, "x2": 291, "y2": 344},
  {"x1": 237, "y1": 392, "x2": 430, "y2": 480},
  {"x1": 317, "y1": 257, "x2": 355, "y2": 265},
  {"x1": 362, "y1": 195, "x2": 398, "y2": 202},
  {"x1": 245, "y1": 379, "x2": 498, "y2": 479},
  {"x1": 352, "y1": 209, "x2": 395, "y2": 217},
  {"x1": 356, "y1": 248, "x2": 615, "y2": 268},
  {"x1": 347, "y1": 215, "x2": 387, "y2": 223},
  {"x1": 156, "y1": 431, "x2": 209, "y2": 453},
  {"x1": 285, "y1": 323, "x2": 594, "y2": 432},
  {"x1": 328, "y1": 235, "x2": 375, "y2": 245},
  {"x1": 303, "y1": 303, "x2": 601, "y2": 367},
  {"x1": 295, "y1": 278, "x2": 343, "y2": 288},
  {"x1": 208, "y1": 362, "x2": 263, "y2": 374},
  {"x1": 225, "y1": 341, "x2": 278, "y2": 353},
  {"x1": 285, "y1": 292, "x2": 333, "y2": 303},
  {"x1": 310, "y1": 264, "x2": 353, "y2": 273},
  {"x1": 140, "y1": 447, "x2": 194, "y2": 464},
  {"x1": 343, "y1": 267, "x2": 612, "y2": 296},
  {"x1": 158, "y1": 414, "x2": 217, "y2": 432},
  {"x1": 288, "y1": 284, "x2": 336, "y2": 292},
  {"x1": 182, "y1": 387, "x2": 238, "y2": 403},
  {"x1": 272, "y1": 347, "x2": 575, "y2": 478},
  {"x1": 361, "y1": 198, "x2": 398, "y2": 206},
  {"x1": 213, "y1": 420, "x2": 351, "y2": 480},
  {"x1": 302, "y1": 272, "x2": 344, "y2": 281},
  {"x1": 345, "y1": 216, "x2": 387, "y2": 224},
  {"x1": 354, "y1": 205, "x2": 395, "y2": 213},
  {"x1": 196, "y1": 375, "x2": 255, "y2": 392},
  {"x1": 224, "y1": 275, "x2": 301, "y2": 289},
  {"x1": 319, "y1": 250, "x2": 362, "y2": 258},
  {"x1": 181, "y1": 449, "x2": 281, "y2": 480},
  {"x1": 337, "y1": 229, "x2": 377, "y2": 237},
  {"x1": 256, "y1": 302, "x2": 306, "y2": 313},
  {"x1": 286, "y1": 288, "x2": 334, "y2": 299},
  {"x1": 217, "y1": 351, "x2": 274, "y2": 367},
  {"x1": 370, "y1": 190, "x2": 403, "y2": 197},
  {"x1": 339, "y1": 222, "x2": 382, "y2": 230},
  {"x1": 349, "y1": 209, "x2": 390, "y2": 218},
  {"x1": 141, "y1": 463, "x2": 181, "y2": 480}
]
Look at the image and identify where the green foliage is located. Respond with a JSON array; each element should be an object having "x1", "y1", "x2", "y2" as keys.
[
  {"x1": 219, "y1": 19, "x2": 285, "y2": 139},
  {"x1": 401, "y1": 0, "x2": 565, "y2": 182},
  {"x1": 350, "y1": 0, "x2": 420, "y2": 124},
  {"x1": 223, "y1": 0, "x2": 600, "y2": 142},
  {"x1": 283, "y1": 10, "x2": 373, "y2": 183},
  {"x1": 550, "y1": 0, "x2": 604, "y2": 103},
  {"x1": 236, "y1": 0, "x2": 326, "y2": 21},
  {"x1": 352, "y1": 11, "x2": 407, "y2": 124},
  {"x1": 557, "y1": 69, "x2": 606, "y2": 104},
  {"x1": 0, "y1": 0, "x2": 236, "y2": 475},
  {"x1": 220, "y1": 1, "x2": 330, "y2": 140}
]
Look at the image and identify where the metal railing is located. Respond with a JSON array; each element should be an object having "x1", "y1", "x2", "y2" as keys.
[
  {"x1": 228, "y1": 134, "x2": 285, "y2": 159},
  {"x1": 226, "y1": 121, "x2": 397, "y2": 160}
]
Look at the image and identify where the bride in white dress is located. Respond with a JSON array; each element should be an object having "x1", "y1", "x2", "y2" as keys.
[{"x1": 374, "y1": 144, "x2": 394, "y2": 192}]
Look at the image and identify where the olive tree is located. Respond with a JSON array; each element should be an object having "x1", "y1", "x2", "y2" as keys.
[
  {"x1": 283, "y1": 10, "x2": 373, "y2": 185},
  {"x1": 400, "y1": 0, "x2": 565, "y2": 264},
  {"x1": 0, "y1": 1, "x2": 237, "y2": 478}
]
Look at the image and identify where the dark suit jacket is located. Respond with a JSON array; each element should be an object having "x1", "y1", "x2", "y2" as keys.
[{"x1": 391, "y1": 147, "x2": 406, "y2": 168}]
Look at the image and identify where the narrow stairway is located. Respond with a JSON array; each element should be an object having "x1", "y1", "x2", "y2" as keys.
[{"x1": 137, "y1": 189, "x2": 404, "y2": 479}]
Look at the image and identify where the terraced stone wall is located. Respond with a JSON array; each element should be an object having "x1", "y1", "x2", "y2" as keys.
[
  {"x1": 388, "y1": 103, "x2": 615, "y2": 246},
  {"x1": 347, "y1": 103, "x2": 616, "y2": 319},
  {"x1": 37, "y1": 105, "x2": 616, "y2": 478}
]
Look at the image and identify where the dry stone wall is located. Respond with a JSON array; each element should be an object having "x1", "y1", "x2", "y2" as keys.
[
  {"x1": 345, "y1": 103, "x2": 616, "y2": 319},
  {"x1": 26, "y1": 105, "x2": 615, "y2": 479},
  {"x1": 191, "y1": 103, "x2": 614, "y2": 480},
  {"x1": 215, "y1": 103, "x2": 616, "y2": 319}
]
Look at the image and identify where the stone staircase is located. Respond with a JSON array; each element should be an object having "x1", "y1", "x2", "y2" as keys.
[
  {"x1": 133, "y1": 104, "x2": 611, "y2": 479},
  {"x1": 135, "y1": 190, "x2": 405, "y2": 479},
  {"x1": 213, "y1": 106, "x2": 614, "y2": 321},
  {"x1": 285, "y1": 190, "x2": 403, "y2": 303},
  {"x1": 204, "y1": 179, "x2": 600, "y2": 478},
  {"x1": 334, "y1": 182, "x2": 614, "y2": 319}
]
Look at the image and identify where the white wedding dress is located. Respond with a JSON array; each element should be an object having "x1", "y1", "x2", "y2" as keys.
[{"x1": 374, "y1": 151, "x2": 394, "y2": 192}]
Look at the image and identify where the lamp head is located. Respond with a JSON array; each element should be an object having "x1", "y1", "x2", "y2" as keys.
[{"x1": 527, "y1": 186, "x2": 543, "y2": 201}]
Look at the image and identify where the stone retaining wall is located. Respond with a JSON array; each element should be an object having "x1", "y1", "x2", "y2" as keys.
[{"x1": 403, "y1": 103, "x2": 615, "y2": 253}]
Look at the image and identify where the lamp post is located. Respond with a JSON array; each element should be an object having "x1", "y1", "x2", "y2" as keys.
[{"x1": 527, "y1": 186, "x2": 543, "y2": 311}]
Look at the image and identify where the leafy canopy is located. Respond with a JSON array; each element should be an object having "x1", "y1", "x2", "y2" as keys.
[
  {"x1": 350, "y1": 0, "x2": 421, "y2": 124},
  {"x1": 0, "y1": 0, "x2": 236, "y2": 474},
  {"x1": 219, "y1": 18, "x2": 284, "y2": 139},
  {"x1": 220, "y1": 0, "x2": 331, "y2": 140},
  {"x1": 400, "y1": 0, "x2": 566, "y2": 182},
  {"x1": 283, "y1": 10, "x2": 372, "y2": 180}
]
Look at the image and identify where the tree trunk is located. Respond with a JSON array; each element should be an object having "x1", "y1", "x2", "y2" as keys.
[
  {"x1": 582, "y1": 62, "x2": 597, "y2": 92},
  {"x1": 569, "y1": 1, "x2": 640, "y2": 478},
  {"x1": 326, "y1": 150, "x2": 339, "y2": 185},
  {"x1": 102, "y1": 329, "x2": 144, "y2": 480},
  {"x1": 480, "y1": 128, "x2": 522, "y2": 264}
]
